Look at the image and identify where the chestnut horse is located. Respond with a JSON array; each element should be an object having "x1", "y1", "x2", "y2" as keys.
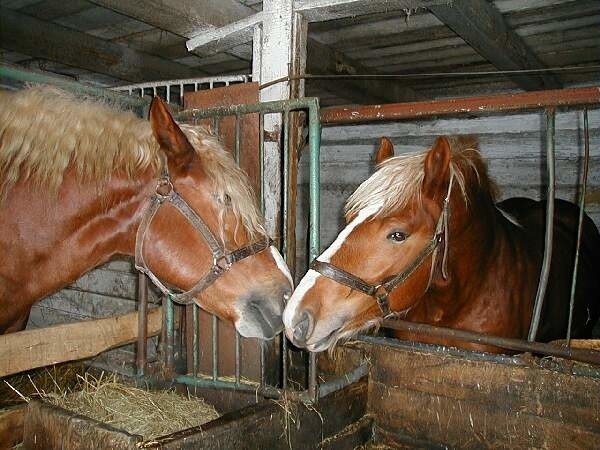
[
  {"x1": 0, "y1": 87, "x2": 292, "y2": 338},
  {"x1": 284, "y1": 136, "x2": 600, "y2": 352}
]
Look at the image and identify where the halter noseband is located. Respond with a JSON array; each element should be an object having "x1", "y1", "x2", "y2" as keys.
[
  {"x1": 310, "y1": 174, "x2": 453, "y2": 317},
  {"x1": 135, "y1": 152, "x2": 271, "y2": 305}
]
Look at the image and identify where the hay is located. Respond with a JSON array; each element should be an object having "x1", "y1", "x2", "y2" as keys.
[{"x1": 43, "y1": 372, "x2": 220, "y2": 440}]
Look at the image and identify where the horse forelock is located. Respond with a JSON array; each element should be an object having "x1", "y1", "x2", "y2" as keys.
[
  {"x1": 0, "y1": 87, "x2": 265, "y2": 239},
  {"x1": 344, "y1": 136, "x2": 494, "y2": 222}
]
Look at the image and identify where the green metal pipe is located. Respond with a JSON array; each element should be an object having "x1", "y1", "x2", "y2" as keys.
[
  {"x1": 0, "y1": 63, "x2": 150, "y2": 116},
  {"x1": 164, "y1": 295, "x2": 175, "y2": 370},
  {"x1": 307, "y1": 101, "x2": 322, "y2": 262}
]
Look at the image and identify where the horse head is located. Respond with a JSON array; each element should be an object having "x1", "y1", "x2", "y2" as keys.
[
  {"x1": 283, "y1": 136, "x2": 488, "y2": 351},
  {"x1": 137, "y1": 97, "x2": 293, "y2": 339}
]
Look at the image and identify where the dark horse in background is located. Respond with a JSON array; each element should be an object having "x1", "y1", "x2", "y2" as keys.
[
  {"x1": 284, "y1": 135, "x2": 600, "y2": 353},
  {"x1": 0, "y1": 87, "x2": 292, "y2": 337}
]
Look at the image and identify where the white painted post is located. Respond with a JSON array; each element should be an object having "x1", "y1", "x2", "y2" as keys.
[{"x1": 254, "y1": 0, "x2": 307, "y2": 239}]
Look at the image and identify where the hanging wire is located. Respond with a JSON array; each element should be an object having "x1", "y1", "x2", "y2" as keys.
[{"x1": 259, "y1": 64, "x2": 600, "y2": 90}]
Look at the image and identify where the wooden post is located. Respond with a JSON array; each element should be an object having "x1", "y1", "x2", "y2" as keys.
[{"x1": 255, "y1": 0, "x2": 308, "y2": 240}]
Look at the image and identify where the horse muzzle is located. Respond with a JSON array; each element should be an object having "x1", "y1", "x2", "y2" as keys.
[{"x1": 235, "y1": 284, "x2": 290, "y2": 340}]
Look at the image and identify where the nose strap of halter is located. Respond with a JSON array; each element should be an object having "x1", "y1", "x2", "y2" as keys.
[{"x1": 135, "y1": 152, "x2": 271, "y2": 305}]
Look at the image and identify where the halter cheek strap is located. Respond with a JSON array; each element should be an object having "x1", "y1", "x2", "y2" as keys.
[
  {"x1": 134, "y1": 152, "x2": 271, "y2": 305},
  {"x1": 311, "y1": 173, "x2": 454, "y2": 317}
]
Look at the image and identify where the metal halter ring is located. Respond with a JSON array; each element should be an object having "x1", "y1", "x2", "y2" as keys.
[
  {"x1": 155, "y1": 178, "x2": 174, "y2": 198},
  {"x1": 213, "y1": 255, "x2": 233, "y2": 272},
  {"x1": 373, "y1": 284, "x2": 390, "y2": 300}
]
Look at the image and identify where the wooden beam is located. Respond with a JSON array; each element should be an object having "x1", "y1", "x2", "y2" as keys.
[
  {"x1": 429, "y1": 0, "x2": 562, "y2": 90},
  {"x1": 93, "y1": 0, "x2": 414, "y2": 103},
  {"x1": 0, "y1": 307, "x2": 162, "y2": 377},
  {"x1": 307, "y1": 38, "x2": 420, "y2": 103},
  {"x1": 0, "y1": 8, "x2": 200, "y2": 82},
  {"x1": 295, "y1": 0, "x2": 448, "y2": 22}
]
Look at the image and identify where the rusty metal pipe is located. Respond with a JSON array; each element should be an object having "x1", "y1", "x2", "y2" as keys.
[
  {"x1": 383, "y1": 318, "x2": 600, "y2": 365},
  {"x1": 320, "y1": 86, "x2": 600, "y2": 125}
]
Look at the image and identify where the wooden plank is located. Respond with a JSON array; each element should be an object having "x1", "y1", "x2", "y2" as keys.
[
  {"x1": 366, "y1": 344, "x2": 600, "y2": 448},
  {"x1": 429, "y1": 0, "x2": 562, "y2": 90},
  {"x1": 186, "y1": 13, "x2": 263, "y2": 56},
  {"x1": 24, "y1": 400, "x2": 142, "y2": 450},
  {"x1": 0, "y1": 7, "x2": 199, "y2": 82},
  {"x1": 295, "y1": 0, "x2": 447, "y2": 22},
  {"x1": 0, "y1": 405, "x2": 25, "y2": 450},
  {"x1": 0, "y1": 308, "x2": 162, "y2": 377},
  {"x1": 149, "y1": 380, "x2": 368, "y2": 449}
]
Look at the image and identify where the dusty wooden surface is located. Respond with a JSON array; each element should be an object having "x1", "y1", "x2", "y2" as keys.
[
  {"x1": 1, "y1": 307, "x2": 162, "y2": 377},
  {"x1": 364, "y1": 341, "x2": 600, "y2": 449},
  {"x1": 0, "y1": 405, "x2": 25, "y2": 450},
  {"x1": 23, "y1": 401, "x2": 142, "y2": 450}
]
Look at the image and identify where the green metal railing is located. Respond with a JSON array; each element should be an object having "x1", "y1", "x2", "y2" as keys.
[{"x1": 172, "y1": 98, "x2": 325, "y2": 402}]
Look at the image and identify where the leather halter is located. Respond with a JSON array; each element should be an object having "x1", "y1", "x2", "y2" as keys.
[
  {"x1": 311, "y1": 174, "x2": 454, "y2": 317},
  {"x1": 135, "y1": 153, "x2": 271, "y2": 305}
]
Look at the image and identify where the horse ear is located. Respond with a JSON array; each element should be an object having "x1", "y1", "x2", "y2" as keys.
[
  {"x1": 422, "y1": 136, "x2": 451, "y2": 200},
  {"x1": 374, "y1": 137, "x2": 394, "y2": 164},
  {"x1": 149, "y1": 96, "x2": 195, "y2": 158}
]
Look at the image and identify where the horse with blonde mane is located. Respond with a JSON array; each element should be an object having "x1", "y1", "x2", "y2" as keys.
[
  {"x1": 284, "y1": 136, "x2": 600, "y2": 353},
  {"x1": 0, "y1": 87, "x2": 292, "y2": 337}
]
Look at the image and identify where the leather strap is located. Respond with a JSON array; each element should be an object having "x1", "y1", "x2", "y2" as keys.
[{"x1": 134, "y1": 152, "x2": 271, "y2": 305}]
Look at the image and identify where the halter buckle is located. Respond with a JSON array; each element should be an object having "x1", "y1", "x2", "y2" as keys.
[
  {"x1": 155, "y1": 178, "x2": 174, "y2": 199},
  {"x1": 213, "y1": 255, "x2": 232, "y2": 273},
  {"x1": 373, "y1": 284, "x2": 389, "y2": 301}
]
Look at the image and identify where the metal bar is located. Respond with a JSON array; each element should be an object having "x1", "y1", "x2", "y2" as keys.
[
  {"x1": 383, "y1": 318, "x2": 600, "y2": 366},
  {"x1": 174, "y1": 97, "x2": 320, "y2": 121},
  {"x1": 113, "y1": 74, "x2": 250, "y2": 92},
  {"x1": 185, "y1": 304, "x2": 194, "y2": 375},
  {"x1": 175, "y1": 374, "x2": 283, "y2": 399},
  {"x1": 319, "y1": 86, "x2": 600, "y2": 125},
  {"x1": 0, "y1": 63, "x2": 149, "y2": 112},
  {"x1": 136, "y1": 274, "x2": 148, "y2": 376},
  {"x1": 212, "y1": 315, "x2": 218, "y2": 381},
  {"x1": 234, "y1": 113, "x2": 241, "y2": 164},
  {"x1": 308, "y1": 101, "x2": 322, "y2": 262},
  {"x1": 235, "y1": 331, "x2": 241, "y2": 386},
  {"x1": 259, "y1": 112, "x2": 265, "y2": 213},
  {"x1": 282, "y1": 109, "x2": 290, "y2": 262},
  {"x1": 260, "y1": 341, "x2": 266, "y2": 389},
  {"x1": 308, "y1": 352, "x2": 318, "y2": 402},
  {"x1": 315, "y1": 363, "x2": 369, "y2": 398},
  {"x1": 166, "y1": 85, "x2": 171, "y2": 104},
  {"x1": 528, "y1": 109, "x2": 556, "y2": 341},
  {"x1": 567, "y1": 108, "x2": 590, "y2": 345},
  {"x1": 193, "y1": 305, "x2": 199, "y2": 375},
  {"x1": 164, "y1": 295, "x2": 175, "y2": 371}
]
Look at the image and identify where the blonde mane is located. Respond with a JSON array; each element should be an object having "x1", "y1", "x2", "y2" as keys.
[
  {"x1": 345, "y1": 136, "x2": 494, "y2": 220},
  {"x1": 0, "y1": 86, "x2": 264, "y2": 238}
]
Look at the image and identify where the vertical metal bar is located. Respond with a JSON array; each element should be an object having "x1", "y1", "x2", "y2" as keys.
[
  {"x1": 194, "y1": 83, "x2": 198, "y2": 92},
  {"x1": 180, "y1": 83, "x2": 184, "y2": 104},
  {"x1": 234, "y1": 113, "x2": 241, "y2": 165},
  {"x1": 308, "y1": 102, "x2": 321, "y2": 262},
  {"x1": 282, "y1": 334, "x2": 288, "y2": 390},
  {"x1": 282, "y1": 109, "x2": 290, "y2": 262},
  {"x1": 136, "y1": 274, "x2": 148, "y2": 376},
  {"x1": 235, "y1": 332, "x2": 241, "y2": 386},
  {"x1": 213, "y1": 116, "x2": 220, "y2": 136},
  {"x1": 209, "y1": 81, "x2": 214, "y2": 89},
  {"x1": 307, "y1": 101, "x2": 321, "y2": 401},
  {"x1": 260, "y1": 341, "x2": 266, "y2": 389},
  {"x1": 152, "y1": 86, "x2": 157, "y2": 97},
  {"x1": 528, "y1": 108, "x2": 556, "y2": 341},
  {"x1": 166, "y1": 85, "x2": 171, "y2": 104},
  {"x1": 164, "y1": 294, "x2": 175, "y2": 371},
  {"x1": 193, "y1": 305, "x2": 199, "y2": 375},
  {"x1": 185, "y1": 304, "x2": 194, "y2": 375},
  {"x1": 567, "y1": 108, "x2": 590, "y2": 345},
  {"x1": 259, "y1": 112, "x2": 265, "y2": 214},
  {"x1": 212, "y1": 315, "x2": 218, "y2": 381}
]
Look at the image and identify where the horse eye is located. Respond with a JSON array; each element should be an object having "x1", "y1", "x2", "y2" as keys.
[{"x1": 387, "y1": 230, "x2": 407, "y2": 242}]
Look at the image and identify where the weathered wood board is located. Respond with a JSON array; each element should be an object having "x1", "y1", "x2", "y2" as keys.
[
  {"x1": 23, "y1": 380, "x2": 368, "y2": 450},
  {"x1": 1, "y1": 308, "x2": 162, "y2": 377},
  {"x1": 362, "y1": 339, "x2": 600, "y2": 449}
]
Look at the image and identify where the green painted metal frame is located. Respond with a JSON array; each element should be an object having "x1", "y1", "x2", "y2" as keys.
[{"x1": 171, "y1": 97, "x2": 323, "y2": 401}]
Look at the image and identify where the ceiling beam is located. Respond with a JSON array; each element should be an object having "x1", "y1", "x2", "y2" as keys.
[
  {"x1": 0, "y1": 7, "x2": 201, "y2": 82},
  {"x1": 91, "y1": 0, "x2": 417, "y2": 103},
  {"x1": 429, "y1": 0, "x2": 562, "y2": 90}
]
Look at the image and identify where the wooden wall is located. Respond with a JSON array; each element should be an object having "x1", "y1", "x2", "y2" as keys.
[
  {"x1": 363, "y1": 339, "x2": 600, "y2": 448},
  {"x1": 26, "y1": 260, "x2": 159, "y2": 375},
  {"x1": 294, "y1": 108, "x2": 600, "y2": 277}
]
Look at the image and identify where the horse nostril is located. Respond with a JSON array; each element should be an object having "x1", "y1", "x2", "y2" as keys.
[{"x1": 292, "y1": 311, "x2": 314, "y2": 344}]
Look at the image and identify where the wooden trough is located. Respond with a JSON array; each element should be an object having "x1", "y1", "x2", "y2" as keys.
[{"x1": 22, "y1": 380, "x2": 369, "y2": 450}]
